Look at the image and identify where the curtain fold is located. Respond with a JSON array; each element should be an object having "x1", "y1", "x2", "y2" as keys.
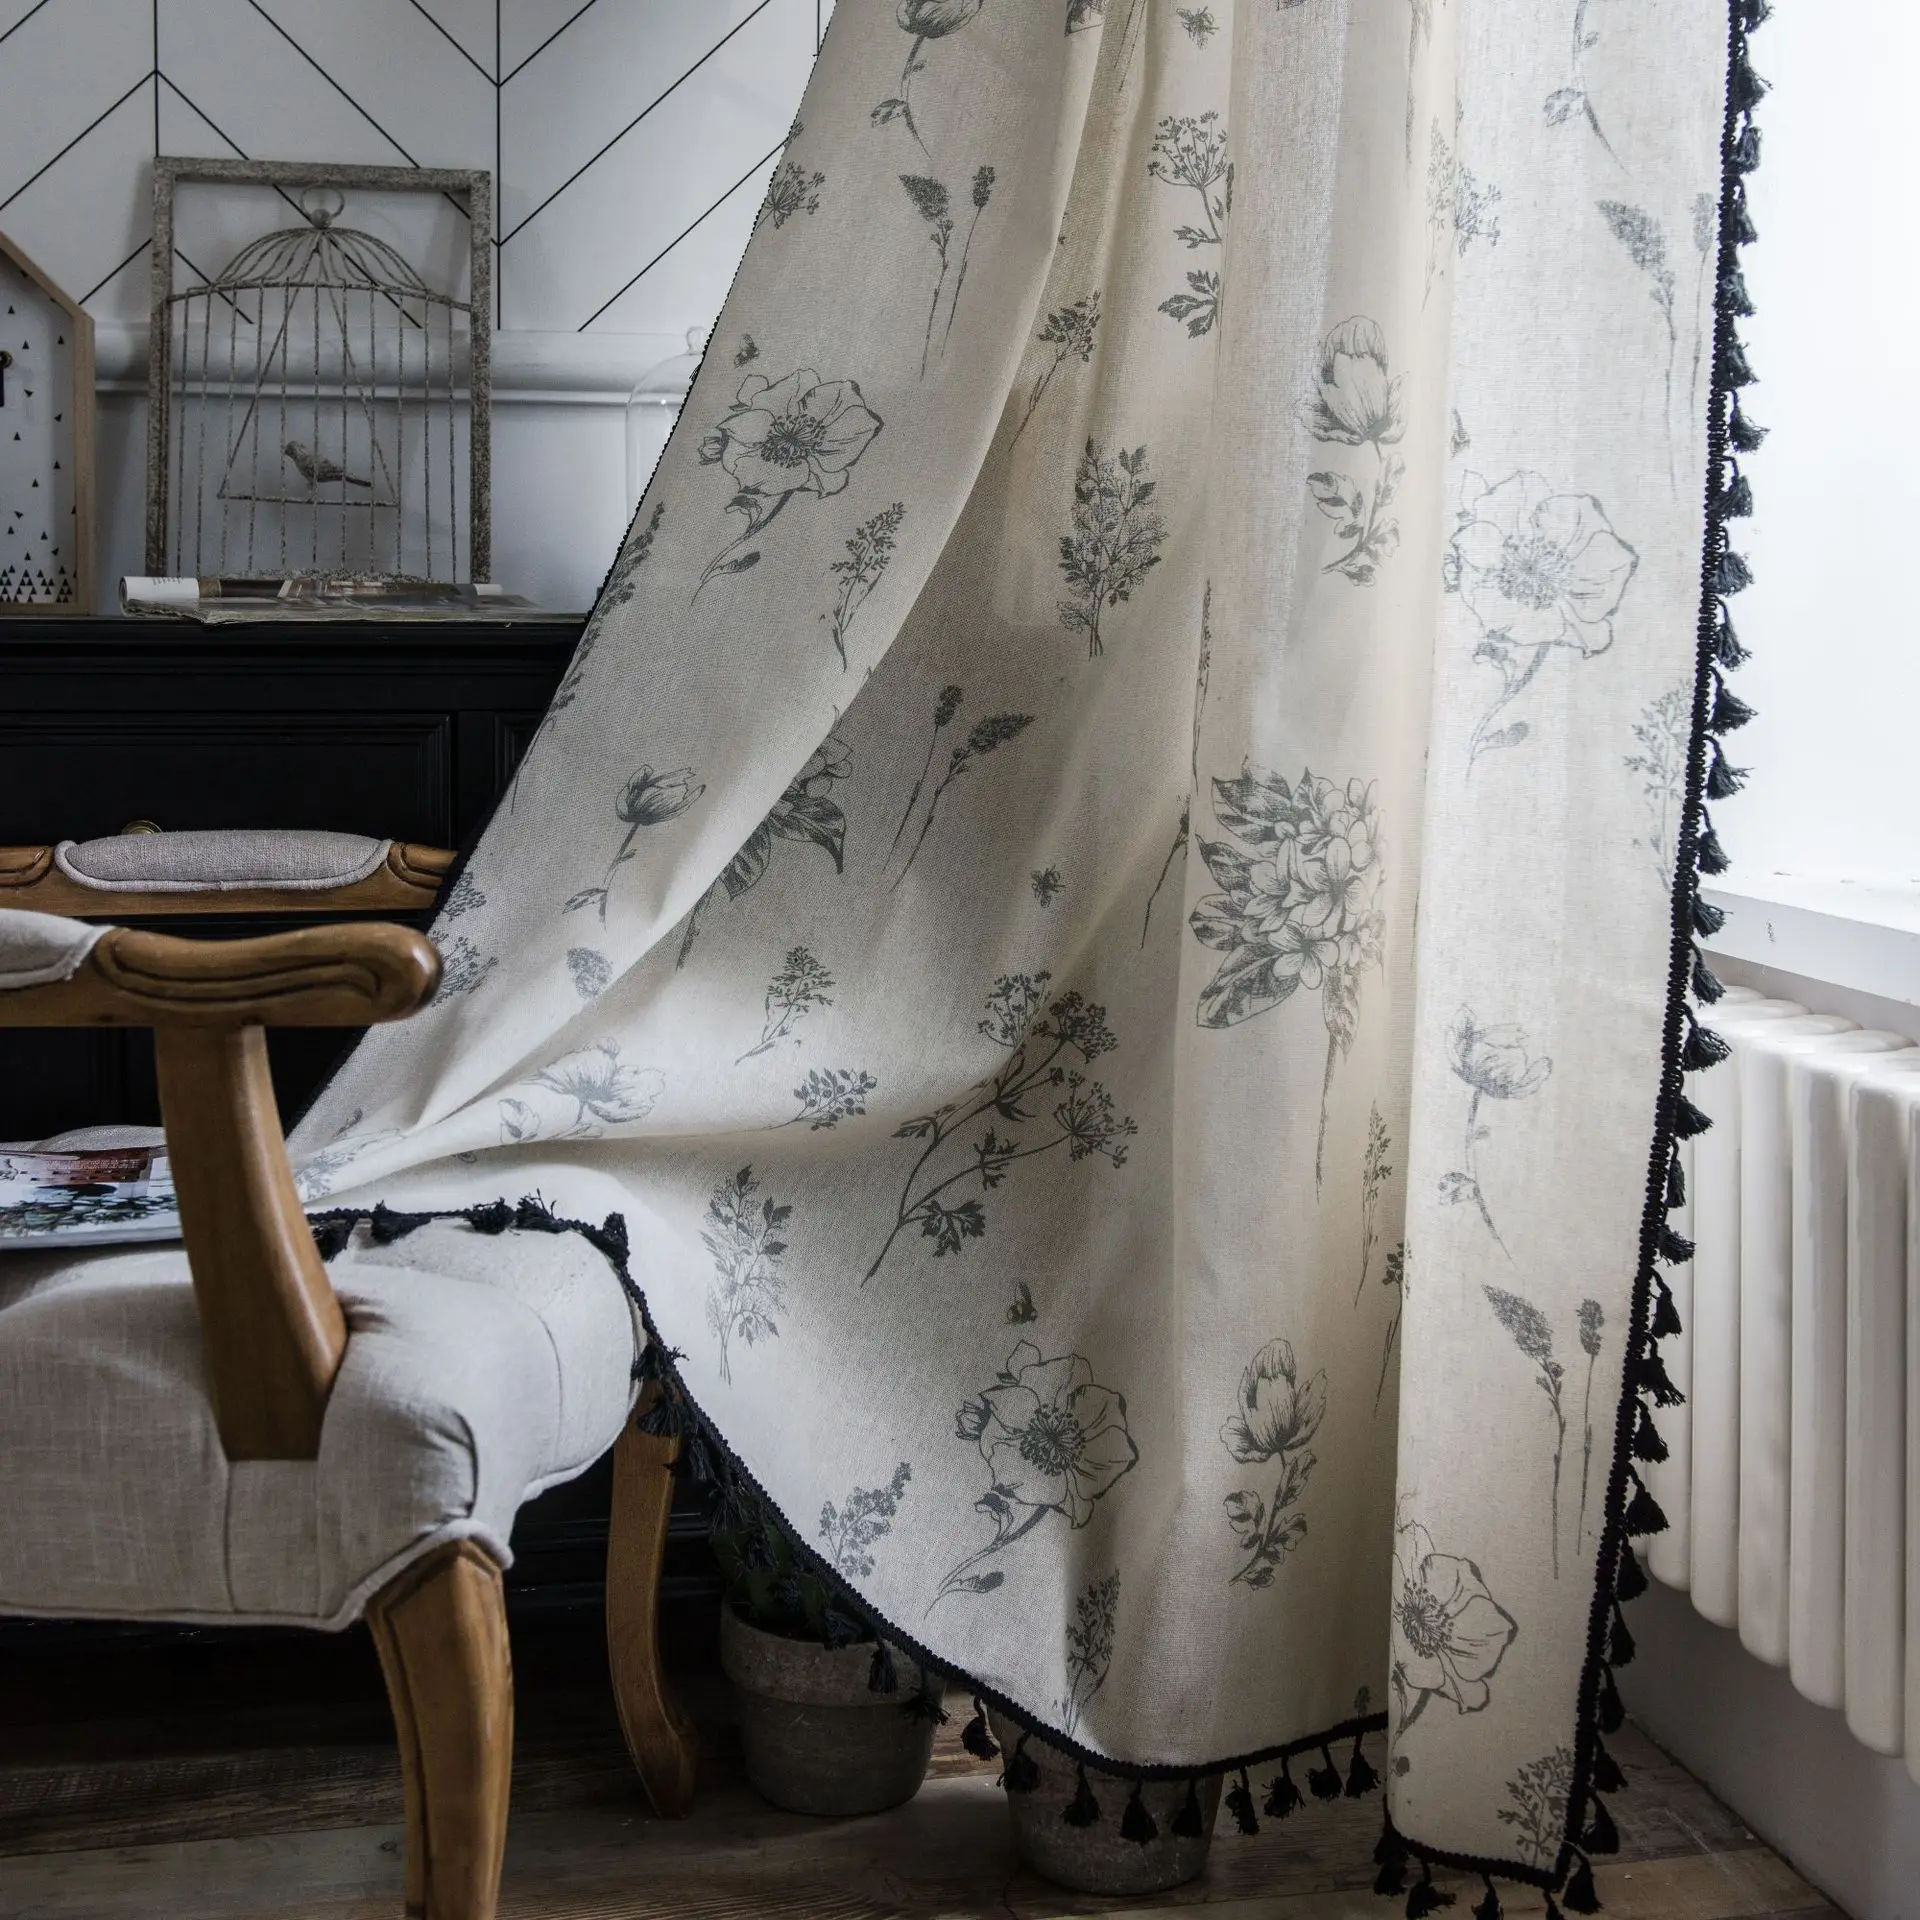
[{"x1": 293, "y1": 0, "x2": 1760, "y2": 1893}]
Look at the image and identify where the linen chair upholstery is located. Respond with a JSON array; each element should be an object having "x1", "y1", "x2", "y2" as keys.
[{"x1": 0, "y1": 905, "x2": 697, "y2": 1919}]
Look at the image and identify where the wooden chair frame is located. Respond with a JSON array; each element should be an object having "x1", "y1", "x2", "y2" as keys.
[{"x1": 3, "y1": 902, "x2": 693, "y2": 1919}]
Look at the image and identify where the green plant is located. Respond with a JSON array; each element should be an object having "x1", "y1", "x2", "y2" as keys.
[{"x1": 711, "y1": 1483, "x2": 868, "y2": 1646}]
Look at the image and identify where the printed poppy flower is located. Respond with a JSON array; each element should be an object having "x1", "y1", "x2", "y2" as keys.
[
  {"x1": 972, "y1": 1341, "x2": 1139, "y2": 1527},
  {"x1": 1448, "y1": 1007, "x2": 1552, "y2": 1101},
  {"x1": 530, "y1": 1040, "x2": 665, "y2": 1132},
  {"x1": 1449, "y1": 470, "x2": 1638, "y2": 655},
  {"x1": 897, "y1": 0, "x2": 984, "y2": 34},
  {"x1": 616, "y1": 765, "x2": 703, "y2": 827},
  {"x1": 1392, "y1": 1521, "x2": 1519, "y2": 1718},
  {"x1": 1220, "y1": 1338, "x2": 1327, "y2": 1464},
  {"x1": 1299, "y1": 316, "x2": 1405, "y2": 448},
  {"x1": 699, "y1": 370, "x2": 882, "y2": 501}
]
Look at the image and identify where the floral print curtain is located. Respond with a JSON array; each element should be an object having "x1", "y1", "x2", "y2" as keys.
[{"x1": 294, "y1": 0, "x2": 1760, "y2": 1899}]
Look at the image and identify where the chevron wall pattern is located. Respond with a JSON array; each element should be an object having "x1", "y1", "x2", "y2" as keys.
[{"x1": 0, "y1": 0, "x2": 830, "y2": 337}]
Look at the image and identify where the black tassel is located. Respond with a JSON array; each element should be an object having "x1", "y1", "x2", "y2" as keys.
[
  {"x1": 1652, "y1": 1277, "x2": 1684, "y2": 1340},
  {"x1": 1226, "y1": 1766, "x2": 1259, "y2": 1834},
  {"x1": 1172, "y1": 1777, "x2": 1205, "y2": 1838},
  {"x1": 1717, "y1": 467, "x2": 1753, "y2": 518},
  {"x1": 1631, "y1": 1399, "x2": 1670, "y2": 1465},
  {"x1": 1658, "y1": 1220, "x2": 1696, "y2": 1265},
  {"x1": 1691, "y1": 895, "x2": 1726, "y2": 938},
  {"x1": 1711, "y1": 610, "x2": 1749, "y2": 670},
  {"x1": 1265, "y1": 1755, "x2": 1304, "y2": 1819},
  {"x1": 903, "y1": 1684, "x2": 950, "y2": 1725},
  {"x1": 1608, "y1": 1605, "x2": 1637, "y2": 1669},
  {"x1": 1585, "y1": 1790, "x2": 1621, "y2": 1855},
  {"x1": 868, "y1": 1642, "x2": 898, "y2": 1695},
  {"x1": 465, "y1": 1198, "x2": 514, "y2": 1234},
  {"x1": 1695, "y1": 819, "x2": 1730, "y2": 877},
  {"x1": 1307, "y1": 1744, "x2": 1343, "y2": 1801},
  {"x1": 1706, "y1": 739, "x2": 1749, "y2": 800},
  {"x1": 1714, "y1": 549, "x2": 1753, "y2": 596},
  {"x1": 1730, "y1": 122, "x2": 1761, "y2": 173},
  {"x1": 1727, "y1": 393, "x2": 1767, "y2": 451},
  {"x1": 1002, "y1": 1734, "x2": 1040, "y2": 1794},
  {"x1": 1063, "y1": 1764, "x2": 1101, "y2": 1828},
  {"x1": 1690, "y1": 946, "x2": 1725, "y2": 1002},
  {"x1": 1673, "y1": 1093, "x2": 1711, "y2": 1139},
  {"x1": 1730, "y1": 59, "x2": 1769, "y2": 114},
  {"x1": 1711, "y1": 678, "x2": 1756, "y2": 731},
  {"x1": 310, "y1": 1217, "x2": 354, "y2": 1259},
  {"x1": 1546, "y1": 1898, "x2": 1566, "y2": 1920},
  {"x1": 1346, "y1": 1732, "x2": 1380, "y2": 1798},
  {"x1": 1121, "y1": 1781, "x2": 1158, "y2": 1844},
  {"x1": 1624, "y1": 1472, "x2": 1670, "y2": 1536},
  {"x1": 1664, "y1": 1153, "x2": 1687, "y2": 1210},
  {"x1": 1474, "y1": 1875, "x2": 1503, "y2": 1920},
  {"x1": 1563, "y1": 1853, "x2": 1602, "y2": 1914},
  {"x1": 1375, "y1": 1832, "x2": 1411, "y2": 1897},
  {"x1": 1739, "y1": 0, "x2": 1771, "y2": 31},
  {"x1": 1722, "y1": 336, "x2": 1756, "y2": 388},
  {"x1": 1597, "y1": 1666, "x2": 1626, "y2": 1733},
  {"x1": 1591, "y1": 1740, "x2": 1626, "y2": 1796},
  {"x1": 368, "y1": 1203, "x2": 431, "y2": 1244},
  {"x1": 961, "y1": 1698, "x2": 999, "y2": 1760},
  {"x1": 1407, "y1": 1862, "x2": 1455, "y2": 1917},
  {"x1": 1718, "y1": 261, "x2": 1754, "y2": 316}
]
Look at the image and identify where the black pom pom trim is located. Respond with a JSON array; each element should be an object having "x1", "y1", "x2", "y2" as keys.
[{"x1": 1265, "y1": 1755, "x2": 1303, "y2": 1820}]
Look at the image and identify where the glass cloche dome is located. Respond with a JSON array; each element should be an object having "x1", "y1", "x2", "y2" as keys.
[{"x1": 624, "y1": 326, "x2": 704, "y2": 512}]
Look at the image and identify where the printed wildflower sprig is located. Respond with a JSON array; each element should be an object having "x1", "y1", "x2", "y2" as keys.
[
  {"x1": 1596, "y1": 200, "x2": 1681, "y2": 490},
  {"x1": 944, "y1": 165, "x2": 996, "y2": 350},
  {"x1": 704, "y1": 1165, "x2": 791, "y2": 1386},
  {"x1": 1060, "y1": 1571, "x2": 1119, "y2": 1733},
  {"x1": 1148, "y1": 112, "x2": 1231, "y2": 336},
  {"x1": 776, "y1": 1066, "x2": 878, "y2": 1130},
  {"x1": 1483, "y1": 1286, "x2": 1568, "y2": 1577},
  {"x1": 1016, "y1": 293, "x2": 1100, "y2": 440},
  {"x1": 1440, "y1": 1007, "x2": 1551, "y2": 1252},
  {"x1": 874, "y1": 0, "x2": 984, "y2": 157},
  {"x1": 890, "y1": 684, "x2": 964, "y2": 861},
  {"x1": 1299, "y1": 318, "x2": 1405, "y2": 586},
  {"x1": 891, "y1": 711, "x2": 1035, "y2": 888},
  {"x1": 565, "y1": 765, "x2": 705, "y2": 925},
  {"x1": 1545, "y1": 0, "x2": 1619, "y2": 162},
  {"x1": 901, "y1": 174, "x2": 955, "y2": 379},
  {"x1": 820, "y1": 1463, "x2": 912, "y2": 1578},
  {"x1": 1057, "y1": 440, "x2": 1168, "y2": 656},
  {"x1": 1221, "y1": 1338, "x2": 1327, "y2": 1589},
  {"x1": 824, "y1": 502, "x2": 905, "y2": 668},
  {"x1": 865, "y1": 974, "x2": 1135, "y2": 1282},
  {"x1": 739, "y1": 946, "x2": 834, "y2": 1062},
  {"x1": 1624, "y1": 683, "x2": 1692, "y2": 886}
]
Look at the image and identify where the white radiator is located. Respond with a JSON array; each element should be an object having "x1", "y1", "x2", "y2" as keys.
[{"x1": 1647, "y1": 986, "x2": 1920, "y2": 1780}]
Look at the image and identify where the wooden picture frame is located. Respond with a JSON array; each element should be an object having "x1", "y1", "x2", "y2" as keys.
[{"x1": 0, "y1": 231, "x2": 96, "y2": 616}]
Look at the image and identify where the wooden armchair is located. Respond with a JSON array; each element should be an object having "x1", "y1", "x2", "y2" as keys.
[{"x1": 0, "y1": 882, "x2": 694, "y2": 1920}]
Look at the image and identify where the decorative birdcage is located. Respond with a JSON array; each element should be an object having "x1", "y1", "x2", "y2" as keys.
[{"x1": 145, "y1": 158, "x2": 491, "y2": 586}]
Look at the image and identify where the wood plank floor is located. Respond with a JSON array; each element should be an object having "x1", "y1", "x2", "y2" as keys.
[{"x1": 0, "y1": 1617, "x2": 1837, "y2": 1920}]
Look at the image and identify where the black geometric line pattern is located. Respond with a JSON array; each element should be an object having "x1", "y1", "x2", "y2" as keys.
[{"x1": 0, "y1": 0, "x2": 829, "y2": 332}]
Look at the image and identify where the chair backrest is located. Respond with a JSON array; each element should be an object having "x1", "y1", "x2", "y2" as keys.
[{"x1": 0, "y1": 913, "x2": 440, "y2": 1459}]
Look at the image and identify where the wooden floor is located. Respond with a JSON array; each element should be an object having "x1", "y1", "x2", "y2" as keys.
[{"x1": 0, "y1": 1614, "x2": 1838, "y2": 1920}]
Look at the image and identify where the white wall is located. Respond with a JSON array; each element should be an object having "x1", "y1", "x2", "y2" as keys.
[
  {"x1": 1727, "y1": 0, "x2": 1920, "y2": 887},
  {"x1": 0, "y1": 0, "x2": 831, "y2": 608}
]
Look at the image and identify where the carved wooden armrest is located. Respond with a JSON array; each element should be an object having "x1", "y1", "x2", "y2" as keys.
[
  {"x1": 2, "y1": 920, "x2": 440, "y2": 1462},
  {"x1": 0, "y1": 840, "x2": 454, "y2": 917}
]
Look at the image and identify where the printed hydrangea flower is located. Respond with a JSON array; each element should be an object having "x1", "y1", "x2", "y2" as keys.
[
  {"x1": 1449, "y1": 470, "x2": 1638, "y2": 657},
  {"x1": 699, "y1": 371, "x2": 882, "y2": 502},
  {"x1": 1392, "y1": 1519, "x2": 1519, "y2": 1728}
]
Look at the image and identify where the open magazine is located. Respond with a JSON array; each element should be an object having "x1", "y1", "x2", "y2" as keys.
[{"x1": 0, "y1": 1134, "x2": 182, "y2": 1249}]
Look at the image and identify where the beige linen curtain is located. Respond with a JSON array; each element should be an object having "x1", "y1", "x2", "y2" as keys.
[{"x1": 292, "y1": 0, "x2": 1764, "y2": 1900}]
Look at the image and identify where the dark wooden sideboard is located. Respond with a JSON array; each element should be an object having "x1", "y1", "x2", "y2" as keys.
[{"x1": 0, "y1": 615, "x2": 714, "y2": 1627}]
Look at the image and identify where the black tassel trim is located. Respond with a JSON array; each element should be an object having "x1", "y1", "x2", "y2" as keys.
[
  {"x1": 1374, "y1": 1823, "x2": 1410, "y2": 1896},
  {"x1": 1615, "y1": 1542, "x2": 1648, "y2": 1603},
  {"x1": 1691, "y1": 945, "x2": 1725, "y2": 1000},
  {"x1": 1584, "y1": 1790, "x2": 1621, "y2": 1856},
  {"x1": 1063, "y1": 1764, "x2": 1101, "y2": 1828},
  {"x1": 1711, "y1": 676, "x2": 1755, "y2": 731},
  {"x1": 1226, "y1": 1766, "x2": 1259, "y2": 1834},
  {"x1": 1714, "y1": 548, "x2": 1753, "y2": 596},
  {"x1": 1673, "y1": 1092, "x2": 1711, "y2": 1138},
  {"x1": 1719, "y1": 261, "x2": 1754, "y2": 315},
  {"x1": 1473, "y1": 1876, "x2": 1502, "y2": 1920},
  {"x1": 1721, "y1": 335, "x2": 1756, "y2": 388},
  {"x1": 1407, "y1": 1862, "x2": 1455, "y2": 1917},
  {"x1": 1171, "y1": 1777, "x2": 1205, "y2": 1838},
  {"x1": 1596, "y1": 1666, "x2": 1625, "y2": 1735},
  {"x1": 1657, "y1": 1219, "x2": 1696, "y2": 1265},
  {"x1": 1711, "y1": 609, "x2": 1748, "y2": 669},
  {"x1": 1691, "y1": 894, "x2": 1726, "y2": 938},
  {"x1": 1546, "y1": 1899, "x2": 1565, "y2": 1920},
  {"x1": 903, "y1": 1682, "x2": 949, "y2": 1725},
  {"x1": 367, "y1": 1202, "x2": 432, "y2": 1244},
  {"x1": 1728, "y1": 392, "x2": 1767, "y2": 450},
  {"x1": 1623, "y1": 1470, "x2": 1670, "y2": 1536},
  {"x1": 1637, "y1": 1346, "x2": 1685, "y2": 1407},
  {"x1": 1265, "y1": 1755, "x2": 1303, "y2": 1819},
  {"x1": 1591, "y1": 1739, "x2": 1626, "y2": 1797},
  {"x1": 1705, "y1": 738, "x2": 1749, "y2": 800},
  {"x1": 1121, "y1": 1781, "x2": 1158, "y2": 1844},
  {"x1": 1664, "y1": 1153, "x2": 1688, "y2": 1210},
  {"x1": 1630, "y1": 1398, "x2": 1670, "y2": 1465},
  {"x1": 1002, "y1": 1734, "x2": 1040, "y2": 1794},
  {"x1": 961, "y1": 1697, "x2": 999, "y2": 1760},
  {"x1": 1346, "y1": 1732, "x2": 1380, "y2": 1798},
  {"x1": 1607, "y1": 1605, "x2": 1636, "y2": 1670},
  {"x1": 868, "y1": 1641, "x2": 898, "y2": 1695},
  {"x1": 310, "y1": 1217, "x2": 354, "y2": 1259},
  {"x1": 1563, "y1": 1854, "x2": 1602, "y2": 1914},
  {"x1": 465, "y1": 1197, "x2": 514, "y2": 1234},
  {"x1": 1651, "y1": 1277, "x2": 1684, "y2": 1340},
  {"x1": 1307, "y1": 1743, "x2": 1343, "y2": 1801}
]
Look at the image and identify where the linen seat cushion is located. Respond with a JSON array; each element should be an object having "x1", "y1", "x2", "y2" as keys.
[
  {"x1": 0, "y1": 1220, "x2": 637, "y2": 1626},
  {"x1": 0, "y1": 907, "x2": 103, "y2": 988},
  {"x1": 53, "y1": 830, "x2": 391, "y2": 893}
]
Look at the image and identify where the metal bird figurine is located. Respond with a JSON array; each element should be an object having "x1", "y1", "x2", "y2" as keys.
[{"x1": 282, "y1": 438, "x2": 373, "y2": 488}]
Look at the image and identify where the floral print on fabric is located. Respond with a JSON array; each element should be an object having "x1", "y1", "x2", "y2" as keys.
[
  {"x1": 1391, "y1": 1517, "x2": 1519, "y2": 1734},
  {"x1": 1448, "y1": 470, "x2": 1638, "y2": 767},
  {"x1": 1440, "y1": 1008, "x2": 1552, "y2": 1253},
  {"x1": 1300, "y1": 318, "x2": 1406, "y2": 585},
  {"x1": 696, "y1": 372, "x2": 883, "y2": 597},
  {"x1": 704, "y1": 1166, "x2": 793, "y2": 1386},
  {"x1": 1060, "y1": 1571, "x2": 1119, "y2": 1733},
  {"x1": 933, "y1": 1342, "x2": 1139, "y2": 1608},
  {"x1": 1221, "y1": 1338, "x2": 1327, "y2": 1589},
  {"x1": 1190, "y1": 767, "x2": 1385, "y2": 1180}
]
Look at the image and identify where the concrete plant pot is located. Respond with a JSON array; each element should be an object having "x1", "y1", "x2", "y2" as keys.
[
  {"x1": 988, "y1": 1709, "x2": 1223, "y2": 1895},
  {"x1": 719, "y1": 1606, "x2": 942, "y2": 1817}
]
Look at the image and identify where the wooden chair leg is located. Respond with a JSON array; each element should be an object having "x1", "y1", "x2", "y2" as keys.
[
  {"x1": 367, "y1": 1540, "x2": 513, "y2": 1920},
  {"x1": 606, "y1": 1412, "x2": 699, "y2": 1817}
]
